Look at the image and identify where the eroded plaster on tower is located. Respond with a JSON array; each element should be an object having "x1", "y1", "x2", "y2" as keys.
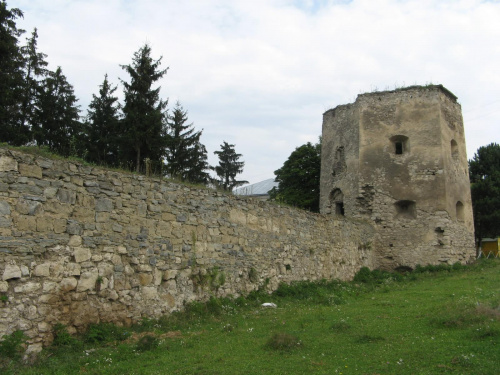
[{"x1": 320, "y1": 85, "x2": 475, "y2": 270}]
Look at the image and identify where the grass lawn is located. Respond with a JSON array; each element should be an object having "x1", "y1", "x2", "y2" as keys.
[{"x1": 2, "y1": 259, "x2": 499, "y2": 374}]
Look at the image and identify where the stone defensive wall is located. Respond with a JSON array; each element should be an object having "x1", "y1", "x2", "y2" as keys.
[{"x1": 0, "y1": 147, "x2": 374, "y2": 351}]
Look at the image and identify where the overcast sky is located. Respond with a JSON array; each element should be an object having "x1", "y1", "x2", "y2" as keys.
[{"x1": 9, "y1": 0, "x2": 500, "y2": 185}]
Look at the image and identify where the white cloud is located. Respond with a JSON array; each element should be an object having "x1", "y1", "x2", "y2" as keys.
[{"x1": 10, "y1": 0, "x2": 500, "y2": 182}]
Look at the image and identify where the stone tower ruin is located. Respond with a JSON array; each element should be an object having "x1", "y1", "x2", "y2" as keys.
[{"x1": 320, "y1": 85, "x2": 475, "y2": 270}]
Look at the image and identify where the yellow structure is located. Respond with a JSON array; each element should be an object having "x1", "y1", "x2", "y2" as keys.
[{"x1": 480, "y1": 238, "x2": 500, "y2": 257}]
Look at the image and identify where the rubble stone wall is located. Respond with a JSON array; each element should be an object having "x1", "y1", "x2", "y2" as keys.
[{"x1": 0, "y1": 148, "x2": 374, "y2": 352}]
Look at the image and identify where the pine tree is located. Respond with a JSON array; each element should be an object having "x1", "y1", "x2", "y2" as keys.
[
  {"x1": 19, "y1": 28, "x2": 48, "y2": 140},
  {"x1": 0, "y1": 1, "x2": 26, "y2": 145},
  {"x1": 33, "y1": 67, "x2": 81, "y2": 156},
  {"x1": 214, "y1": 141, "x2": 248, "y2": 191},
  {"x1": 164, "y1": 102, "x2": 210, "y2": 183},
  {"x1": 120, "y1": 44, "x2": 168, "y2": 172},
  {"x1": 84, "y1": 74, "x2": 121, "y2": 166}
]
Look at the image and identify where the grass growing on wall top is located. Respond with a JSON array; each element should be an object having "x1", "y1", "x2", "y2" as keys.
[{"x1": 3, "y1": 259, "x2": 499, "y2": 375}]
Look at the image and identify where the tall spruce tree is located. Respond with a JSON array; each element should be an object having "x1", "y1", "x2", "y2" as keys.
[
  {"x1": 0, "y1": 1, "x2": 26, "y2": 145},
  {"x1": 84, "y1": 74, "x2": 121, "y2": 166},
  {"x1": 32, "y1": 67, "x2": 81, "y2": 156},
  {"x1": 214, "y1": 141, "x2": 248, "y2": 191},
  {"x1": 120, "y1": 44, "x2": 168, "y2": 172},
  {"x1": 164, "y1": 102, "x2": 210, "y2": 183},
  {"x1": 19, "y1": 28, "x2": 48, "y2": 140}
]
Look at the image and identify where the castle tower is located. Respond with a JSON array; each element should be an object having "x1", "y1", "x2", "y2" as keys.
[{"x1": 320, "y1": 85, "x2": 475, "y2": 270}]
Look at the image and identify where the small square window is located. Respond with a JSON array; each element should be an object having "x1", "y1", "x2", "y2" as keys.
[{"x1": 395, "y1": 142, "x2": 403, "y2": 154}]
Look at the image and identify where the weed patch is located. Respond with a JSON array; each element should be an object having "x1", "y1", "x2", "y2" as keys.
[
  {"x1": 51, "y1": 324, "x2": 82, "y2": 349},
  {"x1": 0, "y1": 330, "x2": 26, "y2": 360},
  {"x1": 136, "y1": 335, "x2": 159, "y2": 352},
  {"x1": 329, "y1": 321, "x2": 351, "y2": 333},
  {"x1": 430, "y1": 302, "x2": 493, "y2": 329},
  {"x1": 355, "y1": 334, "x2": 385, "y2": 343},
  {"x1": 83, "y1": 323, "x2": 130, "y2": 344},
  {"x1": 265, "y1": 333, "x2": 302, "y2": 352}
]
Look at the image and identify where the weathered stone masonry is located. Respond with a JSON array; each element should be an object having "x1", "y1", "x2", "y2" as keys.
[
  {"x1": 0, "y1": 147, "x2": 374, "y2": 352},
  {"x1": 320, "y1": 85, "x2": 475, "y2": 271}
]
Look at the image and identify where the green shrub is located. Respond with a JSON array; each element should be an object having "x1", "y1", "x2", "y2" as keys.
[
  {"x1": 248, "y1": 267, "x2": 259, "y2": 283},
  {"x1": 83, "y1": 323, "x2": 129, "y2": 344},
  {"x1": 0, "y1": 330, "x2": 26, "y2": 360},
  {"x1": 353, "y1": 267, "x2": 403, "y2": 284},
  {"x1": 52, "y1": 324, "x2": 81, "y2": 348}
]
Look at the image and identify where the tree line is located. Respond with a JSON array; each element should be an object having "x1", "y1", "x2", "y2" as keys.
[{"x1": 0, "y1": 1, "x2": 247, "y2": 191}]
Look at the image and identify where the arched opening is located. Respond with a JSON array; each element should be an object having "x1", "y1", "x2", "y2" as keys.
[
  {"x1": 394, "y1": 200, "x2": 416, "y2": 219},
  {"x1": 330, "y1": 188, "x2": 344, "y2": 216},
  {"x1": 456, "y1": 201, "x2": 464, "y2": 222},
  {"x1": 451, "y1": 139, "x2": 459, "y2": 160},
  {"x1": 390, "y1": 135, "x2": 409, "y2": 155}
]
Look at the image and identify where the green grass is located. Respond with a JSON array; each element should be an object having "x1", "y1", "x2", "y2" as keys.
[{"x1": 2, "y1": 259, "x2": 499, "y2": 374}]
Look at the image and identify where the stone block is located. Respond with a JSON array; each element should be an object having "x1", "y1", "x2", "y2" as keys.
[
  {"x1": 44, "y1": 187, "x2": 58, "y2": 199},
  {"x1": 14, "y1": 282, "x2": 41, "y2": 293},
  {"x1": 0, "y1": 156, "x2": 18, "y2": 172},
  {"x1": 138, "y1": 273, "x2": 153, "y2": 286},
  {"x1": 19, "y1": 164, "x2": 42, "y2": 179},
  {"x1": 141, "y1": 286, "x2": 157, "y2": 300},
  {"x1": 117, "y1": 246, "x2": 127, "y2": 254},
  {"x1": 54, "y1": 218, "x2": 67, "y2": 233},
  {"x1": 0, "y1": 200, "x2": 11, "y2": 215},
  {"x1": 112, "y1": 223, "x2": 123, "y2": 232},
  {"x1": 72, "y1": 207, "x2": 94, "y2": 222},
  {"x1": 60, "y1": 277, "x2": 78, "y2": 292},
  {"x1": 36, "y1": 217, "x2": 54, "y2": 232},
  {"x1": 34, "y1": 263, "x2": 51, "y2": 277},
  {"x1": 66, "y1": 220, "x2": 82, "y2": 235},
  {"x1": 2, "y1": 263, "x2": 22, "y2": 280},
  {"x1": 38, "y1": 294, "x2": 59, "y2": 304},
  {"x1": 42, "y1": 281, "x2": 59, "y2": 293},
  {"x1": 163, "y1": 270, "x2": 177, "y2": 280},
  {"x1": 14, "y1": 215, "x2": 36, "y2": 231},
  {"x1": 0, "y1": 281, "x2": 8, "y2": 292},
  {"x1": 0, "y1": 217, "x2": 12, "y2": 228},
  {"x1": 74, "y1": 247, "x2": 91, "y2": 263},
  {"x1": 68, "y1": 235, "x2": 82, "y2": 247},
  {"x1": 95, "y1": 212, "x2": 110, "y2": 222},
  {"x1": 95, "y1": 198, "x2": 113, "y2": 212},
  {"x1": 77, "y1": 270, "x2": 98, "y2": 292},
  {"x1": 57, "y1": 189, "x2": 76, "y2": 204},
  {"x1": 16, "y1": 199, "x2": 42, "y2": 215}
]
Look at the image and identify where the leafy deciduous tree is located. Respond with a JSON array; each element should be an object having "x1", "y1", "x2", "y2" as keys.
[
  {"x1": 469, "y1": 142, "x2": 500, "y2": 244},
  {"x1": 269, "y1": 140, "x2": 321, "y2": 212},
  {"x1": 120, "y1": 44, "x2": 168, "y2": 172},
  {"x1": 214, "y1": 141, "x2": 248, "y2": 191}
]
